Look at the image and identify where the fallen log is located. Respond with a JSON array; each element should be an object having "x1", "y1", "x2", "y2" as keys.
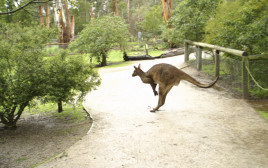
[
  {"x1": 123, "y1": 48, "x2": 185, "y2": 61},
  {"x1": 157, "y1": 48, "x2": 185, "y2": 58},
  {"x1": 123, "y1": 53, "x2": 154, "y2": 61}
]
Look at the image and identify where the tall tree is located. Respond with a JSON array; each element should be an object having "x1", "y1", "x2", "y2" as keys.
[
  {"x1": 53, "y1": 0, "x2": 71, "y2": 45},
  {"x1": 126, "y1": 0, "x2": 130, "y2": 22},
  {"x1": 113, "y1": 0, "x2": 118, "y2": 16},
  {"x1": 160, "y1": 0, "x2": 172, "y2": 24}
]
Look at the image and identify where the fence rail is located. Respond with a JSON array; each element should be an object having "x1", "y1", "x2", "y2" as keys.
[{"x1": 184, "y1": 40, "x2": 268, "y2": 99}]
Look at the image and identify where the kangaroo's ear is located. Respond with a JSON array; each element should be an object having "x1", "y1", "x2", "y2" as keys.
[
  {"x1": 134, "y1": 66, "x2": 137, "y2": 69},
  {"x1": 138, "y1": 64, "x2": 141, "y2": 69}
]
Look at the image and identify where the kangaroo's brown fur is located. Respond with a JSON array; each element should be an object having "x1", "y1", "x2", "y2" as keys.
[{"x1": 132, "y1": 63, "x2": 219, "y2": 112}]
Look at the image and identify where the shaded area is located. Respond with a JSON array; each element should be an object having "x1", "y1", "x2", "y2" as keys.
[{"x1": 0, "y1": 111, "x2": 92, "y2": 168}]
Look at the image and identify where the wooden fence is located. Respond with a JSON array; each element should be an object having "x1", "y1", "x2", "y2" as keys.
[{"x1": 184, "y1": 40, "x2": 268, "y2": 99}]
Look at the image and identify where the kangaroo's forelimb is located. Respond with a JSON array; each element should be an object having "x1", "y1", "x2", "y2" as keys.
[
  {"x1": 133, "y1": 68, "x2": 158, "y2": 96},
  {"x1": 138, "y1": 74, "x2": 158, "y2": 96}
]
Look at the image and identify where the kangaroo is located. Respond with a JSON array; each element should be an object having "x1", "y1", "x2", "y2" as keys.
[{"x1": 132, "y1": 63, "x2": 219, "y2": 112}]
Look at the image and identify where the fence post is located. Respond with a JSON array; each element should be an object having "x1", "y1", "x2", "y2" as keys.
[
  {"x1": 215, "y1": 50, "x2": 220, "y2": 77},
  {"x1": 197, "y1": 46, "x2": 202, "y2": 70},
  {"x1": 242, "y1": 57, "x2": 249, "y2": 99},
  {"x1": 184, "y1": 42, "x2": 189, "y2": 62},
  {"x1": 145, "y1": 44, "x2": 149, "y2": 55}
]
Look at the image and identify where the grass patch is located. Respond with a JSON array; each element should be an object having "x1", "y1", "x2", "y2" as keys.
[
  {"x1": 101, "y1": 61, "x2": 134, "y2": 69},
  {"x1": 24, "y1": 102, "x2": 87, "y2": 123},
  {"x1": 258, "y1": 111, "x2": 268, "y2": 122},
  {"x1": 107, "y1": 50, "x2": 124, "y2": 63},
  {"x1": 51, "y1": 104, "x2": 86, "y2": 122},
  {"x1": 202, "y1": 64, "x2": 214, "y2": 76},
  {"x1": 26, "y1": 102, "x2": 57, "y2": 115},
  {"x1": 45, "y1": 46, "x2": 169, "y2": 69}
]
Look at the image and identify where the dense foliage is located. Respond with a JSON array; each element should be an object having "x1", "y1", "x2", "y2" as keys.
[
  {"x1": 0, "y1": 23, "x2": 52, "y2": 128},
  {"x1": 0, "y1": 23, "x2": 101, "y2": 128},
  {"x1": 0, "y1": 0, "x2": 40, "y2": 25},
  {"x1": 169, "y1": 0, "x2": 220, "y2": 45},
  {"x1": 44, "y1": 50, "x2": 101, "y2": 112},
  {"x1": 204, "y1": 0, "x2": 267, "y2": 54},
  {"x1": 141, "y1": 4, "x2": 164, "y2": 43},
  {"x1": 69, "y1": 16, "x2": 129, "y2": 66}
]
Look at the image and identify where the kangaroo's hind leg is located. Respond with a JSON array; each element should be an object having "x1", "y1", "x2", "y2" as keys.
[
  {"x1": 150, "y1": 85, "x2": 173, "y2": 112},
  {"x1": 161, "y1": 86, "x2": 173, "y2": 105}
]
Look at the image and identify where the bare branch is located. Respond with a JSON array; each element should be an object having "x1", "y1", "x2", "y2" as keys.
[{"x1": 0, "y1": 0, "x2": 49, "y2": 15}]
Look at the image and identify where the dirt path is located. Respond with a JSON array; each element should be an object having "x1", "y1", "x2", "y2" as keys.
[{"x1": 39, "y1": 56, "x2": 268, "y2": 168}]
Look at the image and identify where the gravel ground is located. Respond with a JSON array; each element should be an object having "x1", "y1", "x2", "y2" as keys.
[
  {"x1": 0, "y1": 111, "x2": 92, "y2": 168},
  {"x1": 38, "y1": 56, "x2": 268, "y2": 168}
]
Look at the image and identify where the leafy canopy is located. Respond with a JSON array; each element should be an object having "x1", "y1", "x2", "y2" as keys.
[
  {"x1": 44, "y1": 49, "x2": 101, "y2": 107},
  {"x1": 0, "y1": 23, "x2": 101, "y2": 128},
  {"x1": 141, "y1": 4, "x2": 164, "y2": 40},
  {"x1": 204, "y1": 0, "x2": 268, "y2": 54},
  {"x1": 169, "y1": 0, "x2": 220, "y2": 45},
  {"x1": 70, "y1": 16, "x2": 130, "y2": 66},
  {"x1": 0, "y1": 23, "x2": 52, "y2": 128}
]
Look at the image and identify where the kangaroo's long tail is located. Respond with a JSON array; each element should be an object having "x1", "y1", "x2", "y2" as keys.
[{"x1": 182, "y1": 73, "x2": 219, "y2": 88}]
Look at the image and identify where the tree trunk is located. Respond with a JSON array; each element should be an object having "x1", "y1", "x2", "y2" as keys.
[
  {"x1": 70, "y1": 16, "x2": 75, "y2": 40},
  {"x1": 160, "y1": 0, "x2": 172, "y2": 24},
  {"x1": 113, "y1": 0, "x2": 117, "y2": 16},
  {"x1": 0, "y1": 102, "x2": 28, "y2": 129},
  {"x1": 58, "y1": 99, "x2": 63, "y2": 113},
  {"x1": 127, "y1": 0, "x2": 130, "y2": 23},
  {"x1": 53, "y1": 0, "x2": 70, "y2": 48},
  {"x1": 52, "y1": 0, "x2": 59, "y2": 27},
  {"x1": 45, "y1": 4, "x2": 50, "y2": 28},
  {"x1": 63, "y1": 0, "x2": 71, "y2": 41},
  {"x1": 39, "y1": 6, "x2": 44, "y2": 26},
  {"x1": 58, "y1": 9, "x2": 64, "y2": 44},
  {"x1": 101, "y1": 53, "x2": 107, "y2": 66},
  {"x1": 89, "y1": 6, "x2": 94, "y2": 20}
]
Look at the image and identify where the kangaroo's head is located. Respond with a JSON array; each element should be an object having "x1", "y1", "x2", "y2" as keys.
[{"x1": 132, "y1": 64, "x2": 142, "y2": 77}]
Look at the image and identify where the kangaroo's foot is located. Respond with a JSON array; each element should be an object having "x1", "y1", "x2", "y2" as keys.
[
  {"x1": 150, "y1": 109, "x2": 157, "y2": 112},
  {"x1": 154, "y1": 91, "x2": 158, "y2": 96},
  {"x1": 150, "y1": 107, "x2": 160, "y2": 112}
]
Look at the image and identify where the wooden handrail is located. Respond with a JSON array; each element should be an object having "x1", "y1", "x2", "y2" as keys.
[
  {"x1": 247, "y1": 54, "x2": 268, "y2": 60},
  {"x1": 184, "y1": 40, "x2": 250, "y2": 99},
  {"x1": 184, "y1": 40, "x2": 248, "y2": 57}
]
